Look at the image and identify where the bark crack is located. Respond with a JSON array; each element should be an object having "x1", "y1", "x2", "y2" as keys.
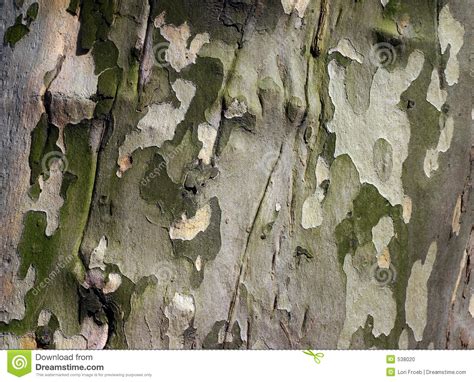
[
  {"x1": 223, "y1": 142, "x2": 284, "y2": 345},
  {"x1": 137, "y1": 0, "x2": 154, "y2": 98},
  {"x1": 310, "y1": 0, "x2": 329, "y2": 58}
]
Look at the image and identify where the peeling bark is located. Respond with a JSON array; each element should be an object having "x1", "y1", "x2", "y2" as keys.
[{"x1": 1, "y1": 0, "x2": 473, "y2": 350}]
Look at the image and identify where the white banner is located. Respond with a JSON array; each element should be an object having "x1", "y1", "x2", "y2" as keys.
[{"x1": 0, "y1": 350, "x2": 472, "y2": 381}]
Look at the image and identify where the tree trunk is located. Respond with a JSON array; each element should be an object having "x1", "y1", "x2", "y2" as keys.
[{"x1": 0, "y1": 0, "x2": 472, "y2": 350}]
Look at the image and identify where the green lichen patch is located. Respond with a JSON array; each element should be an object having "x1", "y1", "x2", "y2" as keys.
[
  {"x1": 28, "y1": 114, "x2": 61, "y2": 184},
  {"x1": 25, "y1": 2, "x2": 39, "y2": 23},
  {"x1": 153, "y1": 0, "x2": 241, "y2": 46},
  {"x1": 0, "y1": 121, "x2": 99, "y2": 336},
  {"x1": 183, "y1": 162, "x2": 219, "y2": 194},
  {"x1": 66, "y1": 0, "x2": 80, "y2": 15},
  {"x1": 92, "y1": 40, "x2": 119, "y2": 75},
  {"x1": 178, "y1": 56, "x2": 224, "y2": 126},
  {"x1": 94, "y1": 67, "x2": 121, "y2": 116},
  {"x1": 163, "y1": 130, "x2": 201, "y2": 184},
  {"x1": 97, "y1": 67, "x2": 121, "y2": 98},
  {"x1": 94, "y1": 98, "x2": 115, "y2": 117},
  {"x1": 4, "y1": 15, "x2": 29, "y2": 48},
  {"x1": 4, "y1": 2, "x2": 40, "y2": 48},
  {"x1": 139, "y1": 150, "x2": 196, "y2": 222},
  {"x1": 335, "y1": 183, "x2": 409, "y2": 348},
  {"x1": 78, "y1": 0, "x2": 117, "y2": 51},
  {"x1": 137, "y1": 67, "x2": 174, "y2": 111},
  {"x1": 335, "y1": 184, "x2": 398, "y2": 267},
  {"x1": 103, "y1": 265, "x2": 135, "y2": 349}
]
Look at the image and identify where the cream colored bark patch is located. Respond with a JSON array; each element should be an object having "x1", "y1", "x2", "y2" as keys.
[
  {"x1": 338, "y1": 252, "x2": 397, "y2": 349},
  {"x1": 302, "y1": 157, "x2": 330, "y2": 229},
  {"x1": 424, "y1": 116, "x2": 454, "y2": 177},
  {"x1": 372, "y1": 216, "x2": 394, "y2": 255},
  {"x1": 37, "y1": 310, "x2": 52, "y2": 326},
  {"x1": 328, "y1": 51, "x2": 424, "y2": 206},
  {"x1": 469, "y1": 295, "x2": 474, "y2": 318},
  {"x1": 402, "y1": 195, "x2": 412, "y2": 223},
  {"x1": 302, "y1": 192, "x2": 324, "y2": 229},
  {"x1": 315, "y1": 156, "x2": 330, "y2": 184},
  {"x1": 329, "y1": 39, "x2": 363, "y2": 63},
  {"x1": 154, "y1": 12, "x2": 209, "y2": 72},
  {"x1": 281, "y1": 0, "x2": 310, "y2": 18},
  {"x1": 0, "y1": 266, "x2": 35, "y2": 323},
  {"x1": 118, "y1": 79, "x2": 195, "y2": 176},
  {"x1": 27, "y1": 161, "x2": 64, "y2": 236},
  {"x1": 48, "y1": 53, "x2": 97, "y2": 110},
  {"x1": 45, "y1": 18, "x2": 98, "y2": 152},
  {"x1": 54, "y1": 317, "x2": 108, "y2": 350},
  {"x1": 426, "y1": 69, "x2": 447, "y2": 111},
  {"x1": 169, "y1": 203, "x2": 212, "y2": 240},
  {"x1": 195, "y1": 255, "x2": 202, "y2": 271},
  {"x1": 224, "y1": 99, "x2": 247, "y2": 119},
  {"x1": 80, "y1": 316, "x2": 108, "y2": 350},
  {"x1": 89, "y1": 236, "x2": 107, "y2": 270},
  {"x1": 438, "y1": 5, "x2": 465, "y2": 86},
  {"x1": 405, "y1": 241, "x2": 437, "y2": 342},
  {"x1": 398, "y1": 328, "x2": 409, "y2": 349},
  {"x1": 451, "y1": 195, "x2": 462, "y2": 236},
  {"x1": 197, "y1": 123, "x2": 217, "y2": 165},
  {"x1": 53, "y1": 330, "x2": 87, "y2": 349},
  {"x1": 103, "y1": 273, "x2": 122, "y2": 294},
  {"x1": 378, "y1": 247, "x2": 391, "y2": 269},
  {"x1": 164, "y1": 293, "x2": 195, "y2": 349}
]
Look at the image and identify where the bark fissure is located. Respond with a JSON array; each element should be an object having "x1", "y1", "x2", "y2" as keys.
[{"x1": 223, "y1": 142, "x2": 284, "y2": 345}]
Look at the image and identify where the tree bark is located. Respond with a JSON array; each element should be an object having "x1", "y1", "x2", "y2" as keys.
[{"x1": 0, "y1": 0, "x2": 472, "y2": 350}]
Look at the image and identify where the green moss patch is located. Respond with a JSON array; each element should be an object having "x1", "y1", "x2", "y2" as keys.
[
  {"x1": 92, "y1": 40, "x2": 119, "y2": 74},
  {"x1": 139, "y1": 150, "x2": 196, "y2": 222},
  {"x1": 28, "y1": 114, "x2": 61, "y2": 184},
  {"x1": 4, "y1": 15, "x2": 29, "y2": 48},
  {"x1": 78, "y1": 0, "x2": 117, "y2": 51},
  {"x1": 0, "y1": 121, "x2": 99, "y2": 336}
]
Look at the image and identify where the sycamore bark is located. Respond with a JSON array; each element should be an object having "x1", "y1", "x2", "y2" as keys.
[{"x1": 1, "y1": 0, "x2": 472, "y2": 350}]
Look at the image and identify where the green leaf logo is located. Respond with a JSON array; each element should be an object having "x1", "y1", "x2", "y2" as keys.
[{"x1": 7, "y1": 350, "x2": 32, "y2": 377}]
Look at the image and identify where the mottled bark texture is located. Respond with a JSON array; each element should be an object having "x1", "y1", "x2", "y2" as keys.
[{"x1": 0, "y1": 0, "x2": 472, "y2": 350}]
